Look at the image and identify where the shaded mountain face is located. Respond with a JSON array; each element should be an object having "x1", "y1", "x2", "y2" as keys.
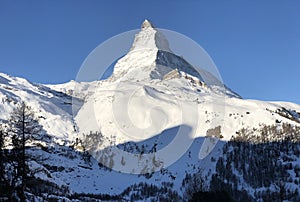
[{"x1": 0, "y1": 20, "x2": 299, "y2": 201}]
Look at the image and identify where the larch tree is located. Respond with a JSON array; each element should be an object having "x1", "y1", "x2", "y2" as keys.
[{"x1": 7, "y1": 101, "x2": 42, "y2": 201}]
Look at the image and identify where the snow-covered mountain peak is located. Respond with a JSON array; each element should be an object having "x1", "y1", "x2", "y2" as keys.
[
  {"x1": 141, "y1": 19, "x2": 154, "y2": 29},
  {"x1": 111, "y1": 20, "x2": 214, "y2": 83},
  {"x1": 129, "y1": 19, "x2": 171, "y2": 53}
]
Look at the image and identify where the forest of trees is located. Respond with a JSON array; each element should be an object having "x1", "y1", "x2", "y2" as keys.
[{"x1": 209, "y1": 124, "x2": 300, "y2": 201}]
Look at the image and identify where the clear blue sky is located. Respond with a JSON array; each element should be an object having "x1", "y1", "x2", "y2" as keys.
[{"x1": 0, "y1": 0, "x2": 299, "y2": 104}]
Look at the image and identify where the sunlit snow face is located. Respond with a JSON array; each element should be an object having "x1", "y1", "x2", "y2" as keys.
[{"x1": 72, "y1": 23, "x2": 226, "y2": 174}]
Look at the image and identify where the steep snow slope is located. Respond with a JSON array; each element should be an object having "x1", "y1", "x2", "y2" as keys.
[{"x1": 0, "y1": 72, "x2": 77, "y2": 144}]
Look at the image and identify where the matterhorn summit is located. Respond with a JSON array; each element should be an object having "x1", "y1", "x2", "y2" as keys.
[
  {"x1": 141, "y1": 19, "x2": 154, "y2": 29},
  {"x1": 112, "y1": 19, "x2": 206, "y2": 82},
  {"x1": 130, "y1": 19, "x2": 171, "y2": 52}
]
